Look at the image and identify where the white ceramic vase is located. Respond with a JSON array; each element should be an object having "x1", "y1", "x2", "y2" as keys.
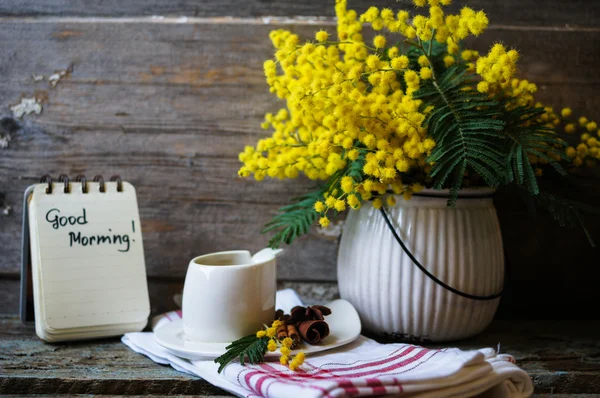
[{"x1": 337, "y1": 188, "x2": 504, "y2": 342}]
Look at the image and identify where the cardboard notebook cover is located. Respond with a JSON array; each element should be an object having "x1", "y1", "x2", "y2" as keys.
[{"x1": 21, "y1": 178, "x2": 150, "y2": 342}]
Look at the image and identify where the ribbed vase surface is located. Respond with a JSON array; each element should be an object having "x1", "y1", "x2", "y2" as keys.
[{"x1": 337, "y1": 189, "x2": 504, "y2": 342}]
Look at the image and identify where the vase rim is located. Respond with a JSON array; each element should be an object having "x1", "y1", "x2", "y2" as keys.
[{"x1": 411, "y1": 187, "x2": 496, "y2": 199}]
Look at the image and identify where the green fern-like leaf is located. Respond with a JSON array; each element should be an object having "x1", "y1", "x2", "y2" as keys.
[
  {"x1": 214, "y1": 335, "x2": 269, "y2": 373},
  {"x1": 534, "y1": 191, "x2": 599, "y2": 247},
  {"x1": 508, "y1": 178, "x2": 600, "y2": 246},
  {"x1": 414, "y1": 63, "x2": 571, "y2": 206},
  {"x1": 501, "y1": 105, "x2": 568, "y2": 194},
  {"x1": 262, "y1": 189, "x2": 323, "y2": 248},
  {"x1": 262, "y1": 150, "x2": 366, "y2": 248},
  {"x1": 414, "y1": 65, "x2": 506, "y2": 205}
]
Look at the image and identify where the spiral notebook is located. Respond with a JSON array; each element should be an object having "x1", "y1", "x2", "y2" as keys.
[{"x1": 21, "y1": 175, "x2": 150, "y2": 342}]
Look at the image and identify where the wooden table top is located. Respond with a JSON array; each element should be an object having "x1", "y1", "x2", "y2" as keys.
[{"x1": 1, "y1": 315, "x2": 599, "y2": 396}]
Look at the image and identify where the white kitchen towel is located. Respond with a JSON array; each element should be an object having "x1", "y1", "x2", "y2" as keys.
[{"x1": 122, "y1": 289, "x2": 533, "y2": 398}]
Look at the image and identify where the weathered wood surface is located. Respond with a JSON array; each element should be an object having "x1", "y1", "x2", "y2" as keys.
[
  {"x1": 426, "y1": 320, "x2": 600, "y2": 395},
  {"x1": 0, "y1": 20, "x2": 599, "y2": 278},
  {"x1": 1, "y1": 316, "x2": 599, "y2": 395},
  {"x1": 0, "y1": 317, "x2": 228, "y2": 396},
  {"x1": 3, "y1": 276, "x2": 600, "y2": 321},
  {"x1": 0, "y1": 277, "x2": 341, "y2": 319},
  {"x1": 0, "y1": 1, "x2": 599, "y2": 318},
  {"x1": 0, "y1": 0, "x2": 598, "y2": 28}
]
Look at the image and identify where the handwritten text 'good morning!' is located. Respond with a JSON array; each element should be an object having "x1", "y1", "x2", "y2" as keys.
[{"x1": 45, "y1": 208, "x2": 135, "y2": 253}]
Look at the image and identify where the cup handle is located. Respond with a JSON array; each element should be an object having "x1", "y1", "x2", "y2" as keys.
[{"x1": 251, "y1": 248, "x2": 283, "y2": 263}]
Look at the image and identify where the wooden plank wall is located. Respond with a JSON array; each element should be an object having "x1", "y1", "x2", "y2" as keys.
[{"x1": 0, "y1": 0, "x2": 598, "y2": 318}]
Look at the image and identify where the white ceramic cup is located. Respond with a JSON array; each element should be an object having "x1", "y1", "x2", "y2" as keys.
[{"x1": 182, "y1": 249, "x2": 279, "y2": 343}]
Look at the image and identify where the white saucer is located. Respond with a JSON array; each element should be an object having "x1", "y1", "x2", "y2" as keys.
[{"x1": 154, "y1": 299, "x2": 361, "y2": 361}]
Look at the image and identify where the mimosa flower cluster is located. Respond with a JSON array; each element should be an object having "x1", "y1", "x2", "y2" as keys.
[
  {"x1": 257, "y1": 319, "x2": 305, "y2": 370},
  {"x1": 238, "y1": 0, "x2": 599, "y2": 244},
  {"x1": 557, "y1": 110, "x2": 600, "y2": 168}
]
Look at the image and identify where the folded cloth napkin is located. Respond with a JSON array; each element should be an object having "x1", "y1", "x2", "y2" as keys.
[{"x1": 122, "y1": 289, "x2": 533, "y2": 398}]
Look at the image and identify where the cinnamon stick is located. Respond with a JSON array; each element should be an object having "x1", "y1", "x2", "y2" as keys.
[
  {"x1": 276, "y1": 320, "x2": 288, "y2": 340},
  {"x1": 298, "y1": 320, "x2": 330, "y2": 345},
  {"x1": 287, "y1": 324, "x2": 300, "y2": 348}
]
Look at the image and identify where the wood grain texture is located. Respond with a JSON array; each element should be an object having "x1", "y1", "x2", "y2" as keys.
[
  {"x1": 0, "y1": 22, "x2": 598, "y2": 86},
  {"x1": 0, "y1": 316, "x2": 228, "y2": 396},
  {"x1": 3, "y1": 275, "x2": 600, "y2": 320},
  {"x1": 0, "y1": 20, "x2": 351, "y2": 280},
  {"x1": 428, "y1": 320, "x2": 600, "y2": 394},
  {"x1": 1, "y1": 315, "x2": 599, "y2": 394},
  {"x1": 0, "y1": 277, "x2": 341, "y2": 318},
  {"x1": 0, "y1": 20, "x2": 599, "y2": 281},
  {"x1": 0, "y1": 12, "x2": 599, "y2": 321},
  {"x1": 1, "y1": 2, "x2": 599, "y2": 395},
  {"x1": 0, "y1": 0, "x2": 598, "y2": 28},
  {"x1": 0, "y1": 278, "x2": 20, "y2": 315}
]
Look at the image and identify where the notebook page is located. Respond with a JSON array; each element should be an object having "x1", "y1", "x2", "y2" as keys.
[{"x1": 29, "y1": 181, "x2": 150, "y2": 330}]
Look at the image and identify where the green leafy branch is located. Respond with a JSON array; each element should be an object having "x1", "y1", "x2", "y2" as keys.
[
  {"x1": 262, "y1": 189, "x2": 324, "y2": 248},
  {"x1": 537, "y1": 193, "x2": 599, "y2": 246},
  {"x1": 501, "y1": 105, "x2": 568, "y2": 194},
  {"x1": 260, "y1": 36, "x2": 598, "y2": 247},
  {"x1": 413, "y1": 64, "x2": 506, "y2": 205},
  {"x1": 411, "y1": 39, "x2": 571, "y2": 205},
  {"x1": 262, "y1": 150, "x2": 366, "y2": 248},
  {"x1": 214, "y1": 334, "x2": 269, "y2": 373},
  {"x1": 510, "y1": 180, "x2": 600, "y2": 247}
]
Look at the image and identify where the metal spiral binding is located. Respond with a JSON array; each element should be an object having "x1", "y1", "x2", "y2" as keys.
[
  {"x1": 39, "y1": 175, "x2": 124, "y2": 194},
  {"x1": 93, "y1": 175, "x2": 105, "y2": 192},
  {"x1": 75, "y1": 175, "x2": 88, "y2": 194},
  {"x1": 40, "y1": 174, "x2": 52, "y2": 194},
  {"x1": 58, "y1": 174, "x2": 70, "y2": 193},
  {"x1": 110, "y1": 175, "x2": 123, "y2": 192}
]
